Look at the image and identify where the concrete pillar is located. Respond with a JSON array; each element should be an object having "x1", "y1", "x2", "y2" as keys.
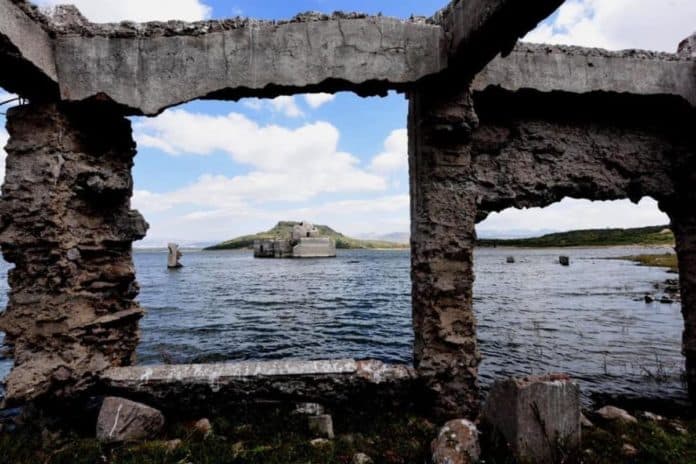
[
  {"x1": 0, "y1": 102, "x2": 148, "y2": 404},
  {"x1": 408, "y1": 84, "x2": 480, "y2": 418},
  {"x1": 669, "y1": 208, "x2": 696, "y2": 402}
]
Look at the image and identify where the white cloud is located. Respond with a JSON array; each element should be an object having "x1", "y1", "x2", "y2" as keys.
[
  {"x1": 525, "y1": 0, "x2": 696, "y2": 52},
  {"x1": 270, "y1": 96, "x2": 303, "y2": 118},
  {"x1": 304, "y1": 93, "x2": 336, "y2": 109},
  {"x1": 243, "y1": 96, "x2": 304, "y2": 118},
  {"x1": 369, "y1": 129, "x2": 408, "y2": 174},
  {"x1": 36, "y1": 0, "x2": 211, "y2": 23},
  {"x1": 479, "y1": 198, "x2": 669, "y2": 234}
]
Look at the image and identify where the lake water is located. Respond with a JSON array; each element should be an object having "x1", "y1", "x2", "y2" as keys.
[{"x1": 0, "y1": 246, "x2": 688, "y2": 404}]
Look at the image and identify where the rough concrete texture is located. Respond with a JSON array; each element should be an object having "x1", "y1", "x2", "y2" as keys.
[
  {"x1": 0, "y1": 102, "x2": 148, "y2": 404},
  {"x1": 474, "y1": 42, "x2": 696, "y2": 107},
  {"x1": 96, "y1": 396, "x2": 165, "y2": 443},
  {"x1": 100, "y1": 359, "x2": 417, "y2": 412},
  {"x1": 483, "y1": 374, "x2": 581, "y2": 464},
  {"x1": 432, "y1": 0, "x2": 564, "y2": 75},
  {"x1": 678, "y1": 33, "x2": 696, "y2": 58},
  {"x1": 53, "y1": 15, "x2": 445, "y2": 115},
  {"x1": 0, "y1": 0, "x2": 58, "y2": 98},
  {"x1": 431, "y1": 419, "x2": 480, "y2": 464},
  {"x1": 409, "y1": 85, "x2": 481, "y2": 419},
  {"x1": 409, "y1": 82, "x2": 695, "y2": 416}
]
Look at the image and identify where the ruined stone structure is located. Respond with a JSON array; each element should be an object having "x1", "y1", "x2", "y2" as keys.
[
  {"x1": 254, "y1": 221, "x2": 337, "y2": 258},
  {"x1": 0, "y1": 0, "x2": 694, "y2": 419}
]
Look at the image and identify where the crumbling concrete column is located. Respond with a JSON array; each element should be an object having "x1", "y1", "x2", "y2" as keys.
[
  {"x1": 0, "y1": 102, "x2": 148, "y2": 404},
  {"x1": 667, "y1": 203, "x2": 696, "y2": 403},
  {"x1": 409, "y1": 83, "x2": 480, "y2": 418}
]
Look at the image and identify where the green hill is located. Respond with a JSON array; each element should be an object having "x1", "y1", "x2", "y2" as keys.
[
  {"x1": 205, "y1": 221, "x2": 408, "y2": 250},
  {"x1": 477, "y1": 225, "x2": 675, "y2": 248}
]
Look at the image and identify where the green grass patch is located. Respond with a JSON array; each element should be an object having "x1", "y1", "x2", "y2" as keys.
[{"x1": 616, "y1": 253, "x2": 679, "y2": 272}]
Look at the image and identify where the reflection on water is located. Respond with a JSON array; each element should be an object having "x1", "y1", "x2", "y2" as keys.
[{"x1": 0, "y1": 246, "x2": 687, "y2": 403}]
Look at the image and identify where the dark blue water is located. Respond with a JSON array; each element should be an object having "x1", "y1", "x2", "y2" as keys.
[{"x1": 0, "y1": 246, "x2": 688, "y2": 402}]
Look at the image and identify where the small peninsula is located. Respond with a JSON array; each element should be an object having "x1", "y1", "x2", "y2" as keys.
[{"x1": 205, "y1": 221, "x2": 409, "y2": 251}]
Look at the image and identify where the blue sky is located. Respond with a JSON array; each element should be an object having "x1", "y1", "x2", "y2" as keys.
[{"x1": 2, "y1": 0, "x2": 695, "y2": 245}]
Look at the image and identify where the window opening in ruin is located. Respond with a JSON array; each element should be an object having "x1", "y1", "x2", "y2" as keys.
[
  {"x1": 129, "y1": 92, "x2": 413, "y2": 368},
  {"x1": 474, "y1": 197, "x2": 686, "y2": 402}
]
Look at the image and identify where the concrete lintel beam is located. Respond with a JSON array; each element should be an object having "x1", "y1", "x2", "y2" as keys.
[
  {"x1": 54, "y1": 17, "x2": 447, "y2": 115},
  {"x1": 100, "y1": 359, "x2": 418, "y2": 412},
  {"x1": 473, "y1": 43, "x2": 696, "y2": 107},
  {"x1": 0, "y1": 0, "x2": 58, "y2": 98},
  {"x1": 433, "y1": 0, "x2": 564, "y2": 75}
]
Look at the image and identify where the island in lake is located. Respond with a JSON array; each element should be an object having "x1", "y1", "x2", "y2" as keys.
[{"x1": 205, "y1": 221, "x2": 410, "y2": 251}]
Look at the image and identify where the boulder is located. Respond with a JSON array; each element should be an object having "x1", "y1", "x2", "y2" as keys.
[
  {"x1": 351, "y1": 453, "x2": 374, "y2": 464},
  {"x1": 193, "y1": 418, "x2": 212, "y2": 437},
  {"x1": 431, "y1": 419, "x2": 481, "y2": 464},
  {"x1": 483, "y1": 374, "x2": 581, "y2": 464},
  {"x1": 596, "y1": 406, "x2": 637, "y2": 424},
  {"x1": 622, "y1": 443, "x2": 638, "y2": 457},
  {"x1": 678, "y1": 33, "x2": 696, "y2": 58},
  {"x1": 308, "y1": 414, "x2": 334, "y2": 439},
  {"x1": 96, "y1": 397, "x2": 165, "y2": 443}
]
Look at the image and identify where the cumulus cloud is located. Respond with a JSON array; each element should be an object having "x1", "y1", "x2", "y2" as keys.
[
  {"x1": 369, "y1": 129, "x2": 408, "y2": 174},
  {"x1": 133, "y1": 108, "x2": 389, "y2": 212},
  {"x1": 131, "y1": 111, "x2": 412, "y2": 241},
  {"x1": 525, "y1": 0, "x2": 696, "y2": 52},
  {"x1": 36, "y1": 0, "x2": 212, "y2": 23},
  {"x1": 304, "y1": 93, "x2": 336, "y2": 109},
  {"x1": 243, "y1": 96, "x2": 304, "y2": 118},
  {"x1": 478, "y1": 198, "x2": 669, "y2": 235}
]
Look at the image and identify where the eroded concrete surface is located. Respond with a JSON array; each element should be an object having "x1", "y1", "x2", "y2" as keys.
[
  {"x1": 0, "y1": 0, "x2": 694, "y2": 419},
  {"x1": 101, "y1": 360, "x2": 417, "y2": 412}
]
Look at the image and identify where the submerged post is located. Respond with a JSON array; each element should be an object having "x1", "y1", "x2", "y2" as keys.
[
  {"x1": 0, "y1": 102, "x2": 148, "y2": 404},
  {"x1": 167, "y1": 243, "x2": 183, "y2": 269},
  {"x1": 408, "y1": 83, "x2": 480, "y2": 418}
]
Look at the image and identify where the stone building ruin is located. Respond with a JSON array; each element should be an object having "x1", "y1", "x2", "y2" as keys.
[{"x1": 0, "y1": 0, "x2": 694, "y2": 419}]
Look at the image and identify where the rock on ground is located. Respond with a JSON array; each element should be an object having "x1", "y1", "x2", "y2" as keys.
[
  {"x1": 431, "y1": 419, "x2": 481, "y2": 464},
  {"x1": 483, "y1": 374, "x2": 581, "y2": 464},
  {"x1": 596, "y1": 406, "x2": 637, "y2": 424},
  {"x1": 308, "y1": 414, "x2": 334, "y2": 439},
  {"x1": 96, "y1": 397, "x2": 165, "y2": 443},
  {"x1": 351, "y1": 453, "x2": 374, "y2": 464}
]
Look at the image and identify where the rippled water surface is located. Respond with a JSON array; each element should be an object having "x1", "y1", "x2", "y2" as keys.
[{"x1": 0, "y1": 246, "x2": 688, "y2": 403}]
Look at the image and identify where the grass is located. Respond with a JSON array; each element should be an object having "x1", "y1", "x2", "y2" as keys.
[
  {"x1": 478, "y1": 225, "x2": 675, "y2": 248},
  {"x1": 616, "y1": 253, "x2": 679, "y2": 272},
  {"x1": 0, "y1": 405, "x2": 435, "y2": 464},
  {"x1": 2, "y1": 406, "x2": 695, "y2": 464},
  {"x1": 205, "y1": 221, "x2": 408, "y2": 251}
]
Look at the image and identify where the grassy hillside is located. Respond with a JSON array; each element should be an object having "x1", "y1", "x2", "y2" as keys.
[
  {"x1": 477, "y1": 225, "x2": 675, "y2": 248},
  {"x1": 205, "y1": 221, "x2": 408, "y2": 250}
]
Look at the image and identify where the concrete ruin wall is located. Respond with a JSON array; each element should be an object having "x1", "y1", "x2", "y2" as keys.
[
  {"x1": 0, "y1": 0, "x2": 694, "y2": 418},
  {"x1": 0, "y1": 103, "x2": 148, "y2": 403}
]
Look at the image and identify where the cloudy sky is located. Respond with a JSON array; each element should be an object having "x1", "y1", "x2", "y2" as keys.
[{"x1": 1, "y1": 0, "x2": 694, "y2": 245}]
